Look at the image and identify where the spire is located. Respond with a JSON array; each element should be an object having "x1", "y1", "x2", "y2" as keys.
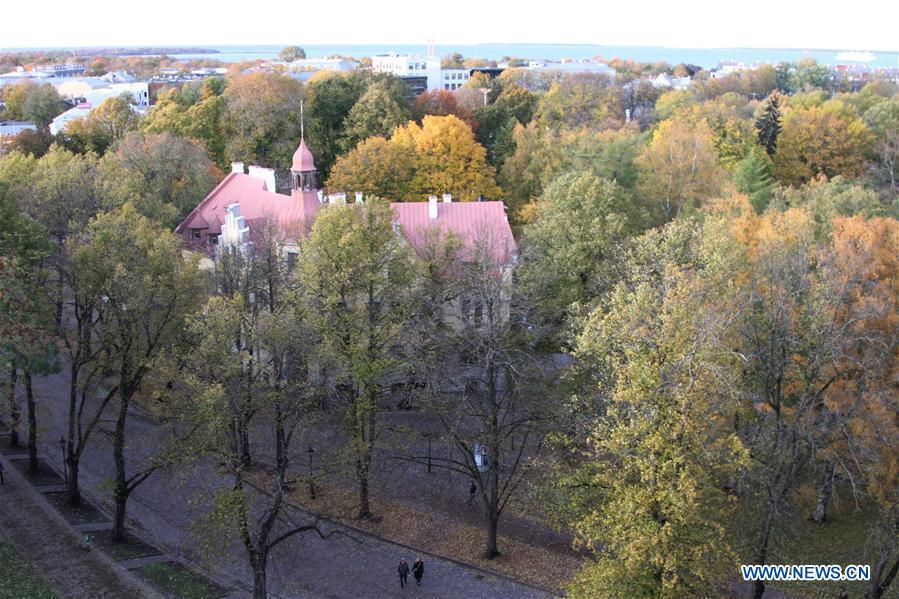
[
  {"x1": 300, "y1": 98, "x2": 305, "y2": 141},
  {"x1": 291, "y1": 101, "x2": 318, "y2": 191}
]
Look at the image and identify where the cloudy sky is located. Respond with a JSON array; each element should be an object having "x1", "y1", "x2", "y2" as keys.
[{"x1": 3, "y1": 0, "x2": 897, "y2": 51}]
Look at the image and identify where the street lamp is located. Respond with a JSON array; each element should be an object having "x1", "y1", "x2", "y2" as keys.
[
  {"x1": 58, "y1": 436, "x2": 67, "y2": 487},
  {"x1": 478, "y1": 87, "x2": 490, "y2": 106},
  {"x1": 306, "y1": 445, "x2": 316, "y2": 501}
]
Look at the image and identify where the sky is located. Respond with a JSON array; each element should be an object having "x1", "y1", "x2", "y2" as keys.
[{"x1": 2, "y1": 0, "x2": 898, "y2": 51}]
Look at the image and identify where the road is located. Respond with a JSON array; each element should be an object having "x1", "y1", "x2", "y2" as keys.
[{"x1": 22, "y1": 366, "x2": 554, "y2": 599}]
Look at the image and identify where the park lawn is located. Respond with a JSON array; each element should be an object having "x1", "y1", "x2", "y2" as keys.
[
  {"x1": 767, "y1": 487, "x2": 895, "y2": 598},
  {"x1": 0, "y1": 541, "x2": 56, "y2": 598},
  {"x1": 135, "y1": 562, "x2": 225, "y2": 599}
]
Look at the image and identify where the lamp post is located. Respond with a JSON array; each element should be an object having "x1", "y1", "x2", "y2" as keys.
[
  {"x1": 306, "y1": 445, "x2": 316, "y2": 501},
  {"x1": 59, "y1": 435, "x2": 67, "y2": 488},
  {"x1": 478, "y1": 87, "x2": 490, "y2": 106}
]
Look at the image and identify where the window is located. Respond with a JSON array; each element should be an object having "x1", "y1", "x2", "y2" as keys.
[
  {"x1": 207, "y1": 234, "x2": 218, "y2": 245},
  {"x1": 287, "y1": 252, "x2": 299, "y2": 272},
  {"x1": 190, "y1": 229, "x2": 201, "y2": 240},
  {"x1": 444, "y1": 84, "x2": 449, "y2": 90}
]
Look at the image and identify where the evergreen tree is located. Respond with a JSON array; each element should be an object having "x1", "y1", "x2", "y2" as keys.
[
  {"x1": 735, "y1": 146, "x2": 775, "y2": 214},
  {"x1": 755, "y1": 92, "x2": 782, "y2": 157}
]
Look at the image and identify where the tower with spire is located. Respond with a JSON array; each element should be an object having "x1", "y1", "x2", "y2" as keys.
[{"x1": 291, "y1": 100, "x2": 317, "y2": 192}]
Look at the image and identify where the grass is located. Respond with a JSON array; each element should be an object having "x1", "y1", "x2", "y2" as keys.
[
  {"x1": 767, "y1": 485, "x2": 896, "y2": 599},
  {"x1": 0, "y1": 541, "x2": 56, "y2": 598},
  {"x1": 43, "y1": 491, "x2": 106, "y2": 526},
  {"x1": 90, "y1": 532, "x2": 160, "y2": 562},
  {"x1": 135, "y1": 562, "x2": 227, "y2": 599}
]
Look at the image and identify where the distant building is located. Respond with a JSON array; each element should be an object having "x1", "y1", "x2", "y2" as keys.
[
  {"x1": 0, "y1": 120, "x2": 37, "y2": 137},
  {"x1": 49, "y1": 103, "x2": 93, "y2": 135},
  {"x1": 0, "y1": 64, "x2": 85, "y2": 89},
  {"x1": 286, "y1": 58, "x2": 359, "y2": 72},
  {"x1": 526, "y1": 60, "x2": 616, "y2": 77},
  {"x1": 55, "y1": 79, "x2": 150, "y2": 109},
  {"x1": 371, "y1": 47, "x2": 472, "y2": 92},
  {"x1": 648, "y1": 73, "x2": 693, "y2": 90}
]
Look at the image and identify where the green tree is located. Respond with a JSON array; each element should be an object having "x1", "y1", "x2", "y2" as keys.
[
  {"x1": 305, "y1": 72, "x2": 367, "y2": 178},
  {"x1": 564, "y1": 258, "x2": 746, "y2": 597},
  {"x1": 755, "y1": 91, "x2": 782, "y2": 157},
  {"x1": 734, "y1": 146, "x2": 775, "y2": 213},
  {"x1": 326, "y1": 135, "x2": 414, "y2": 198},
  {"x1": 864, "y1": 97, "x2": 899, "y2": 192},
  {"x1": 278, "y1": 45, "x2": 306, "y2": 62},
  {"x1": 65, "y1": 93, "x2": 140, "y2": 155},
  {"x1": 300, "y1": 199, "x2": 415, "y2": 519},
  {"x1": 520, "y1": 171, "x2": 646, "y2": 328},
  {"x1": 536, "y1": 73, "x2": 625, "y2": 130},
  {"x1": 73, "y1": 204, "x2": 205, "y2": 541},
  {"x1": 341, "y1": 81, "x2": 409, "y2": 151},
  {"x1": 21, "y1": 83, "x2": 66, "y2": 128}
]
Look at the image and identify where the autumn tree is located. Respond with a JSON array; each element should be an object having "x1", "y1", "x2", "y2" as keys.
[
  {"x1": 1, "y1": 81, "x2": 66, "y2": 128},
  {"x1": 773, "y1": 101, "x2": 874, "y2": 186},
  {"x1": 99, "y1": 131, "x2": 222, "y2": 226},
  {"x1": 412, "y1": 90, "x2": 474, "y2": 127},
  {"x1": 142, "y1": 80, "x2": 227, "y2": 166},
  {"x1": 300, "y1": 199, "x2": 415, "y2": 519},
  {"x1": 864, "y1": 97, "x2": 899, "y2": 193},
  {"x1": 536, "y1": 73, "x2": 625, "y2": 130},
  {"x1": 222, "y1": 72, "x2": 304, "y2": 168},
  {"x1": 326, "y1": 136, "x2": 414, "y2": 198},
  {"x1": 637, "y1": 116, "x2": 722, "y2": 222},
  {"x1": 278, "y1": 46, "x2": 306, "y2": 62},
  {"x1": 392, "y1": 115, "x2": 502, "y2": 201}
]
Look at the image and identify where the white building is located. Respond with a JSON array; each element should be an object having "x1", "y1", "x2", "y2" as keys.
[
  {"x1": 49, "y1": 103, "x2": 93, "y2": 135},
  {"x1": 55, "y1": 79, "x2": 150, "y2": 109},
  {"x1": 371, "y1": 49, "x2": 472, "y2": 92},
  {"x1": 0, "y1": 121, "x2": 37, "y2": 137},
  {"x1": 648, "y1": 73, "x2": 693, "y2": 90},
  {"x1": 286, "y1": 58, "x2": 359, "y2": 72},
  {"x1": 0, "y1": 64, "x2": 85, "y2": 89},
  {"x1": 526, "y1": 60, "x2": 616, "y2": 77}
]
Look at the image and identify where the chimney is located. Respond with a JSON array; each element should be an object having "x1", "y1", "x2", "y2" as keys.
[
  {"x1": 354, "y1": 191, "x2": 363, "y2": 204},
  {"x1": 428, "y1": 195, "x2": 438, "y2": 219},
  {"x1": 442, "y1": 193, "x2": 452, "y2": 203},
  {"x1": 231, "y1": 161, "x2": 245, "y2": 174},
  {"x1": 247, "y1": 165, "x2": 276, "y2": 193},
  {"x1": 316, "y1": 190, "x2": 324, "y2": 203},
  {"x1": 328, "y1": 193, "x2": 346, "y2": 205}
]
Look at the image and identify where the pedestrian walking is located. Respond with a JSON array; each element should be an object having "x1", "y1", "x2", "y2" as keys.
[
  {"x1": 0, "y1": 460, "x2": 4, "y2": 485},
  {"x1": 468, "y1": 480, "x2": 477, "y2": 505},
  {"x1": 397, "y1": 558, "x2": 409, "y2": 589},
  {"x1": 412, "y1": 558, "x2": 424, "y2": 586}
]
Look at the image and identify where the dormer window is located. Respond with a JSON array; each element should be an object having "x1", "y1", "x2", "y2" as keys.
[
  {"x1": 190, "y1": 229, "x2": 201, "y2": 240},
  {"x1": 207, "y1": 234, "x2": 219, "y2": 245}
]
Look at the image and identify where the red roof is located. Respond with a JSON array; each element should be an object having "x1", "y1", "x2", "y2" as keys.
[
  {"x1": 390, "y1": 201, "x2": 517, "y2": 266},
  {"x1": 175, "y1": 172, "x2": 320, "y2": 255},
  {"x1": 292, "y1": 139, "x2": 316, "y2": 172}
]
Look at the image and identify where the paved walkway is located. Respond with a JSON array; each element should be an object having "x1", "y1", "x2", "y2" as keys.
[
  {"x1": 0, "y1": 462, "x2": 150, "y2": 599},
  {"x1": 15, "y1": 364, "x2": 555, "y2": 599}
]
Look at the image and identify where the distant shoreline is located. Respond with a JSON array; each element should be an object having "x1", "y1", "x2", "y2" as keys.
[{"x1": 3, "y1": 47, "x2": 220, "y2": 56}]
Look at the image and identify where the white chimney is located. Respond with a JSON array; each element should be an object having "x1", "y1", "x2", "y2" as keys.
[
  {"x1": 354, "y1": 192, "x2": 363, "y2": 204},
  {"x1": 442, "y1": 193, "x2": 452, "y2": 203},
  {"x1": 428, "y1": 195, "x2": 438, "y2": 219},
  {"x1": 231, "y1": 161, "x2": 245, "y2": 174},
  {"x1": 316, "y1": 190, "x2": 325, "y2": 203},
  {"x1": 328, "y1": 193, "x2": 347, "y2": 205},
  {"x1": 247, "y1": 165, "x2": 276, "y2": 193}
]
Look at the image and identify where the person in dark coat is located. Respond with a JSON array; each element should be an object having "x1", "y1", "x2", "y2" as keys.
[
  {"x1": 397, "y1": 558, "x2": 409, "y2": 589},
  {"x1": 412, "y1": 558, "x2": 424, "y2": 586},
  {"x1": 0, "y1": 459, "x2": 4, "y2": 485},
  {"x1": 468, "y1": 481, "x2": 477, "y2": 505}
]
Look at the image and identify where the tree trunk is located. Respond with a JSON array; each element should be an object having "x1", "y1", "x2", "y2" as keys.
[
  {"x1": 112, "y1": 386, "x2": 130, "y2": 542},
  {"x1": 486, "y1": 512, "x2": 499, "y2": 558},
  {"x1": 25, "y1": 371, "x2": 38, "y2": 473},
  {"x1": 251, "y1": 555, "x2": 268, "y2": 599},
  {"x1": 751, "y1": 508, "x2": 774, "y2": 599},
  {"x1": 8, "y1": 368, "x2": 19, "y2": 446},
  {"x1": 811, "y1": 462, "x2": 835, "y2": 524},
  {"x1": 67, "y1": 454, "x2": 81, "y2": 505},
  {"x1": 357, "y1": 455, "x2": 372, "y2": 519},
  {"x1": 869, "y1": 555, "x2": 899, "y2": 599}
]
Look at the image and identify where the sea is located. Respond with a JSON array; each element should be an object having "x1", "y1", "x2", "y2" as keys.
[{"x1": 13, "y1": 44, "x2": 899, "y2": 70}]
